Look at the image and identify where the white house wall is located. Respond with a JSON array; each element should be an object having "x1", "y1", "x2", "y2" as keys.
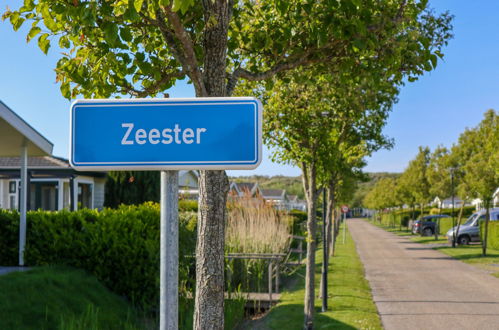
[
  {"x1": 93, "y1": 177, "x2": 105, "y2": 210},
  {"x1": 0, "y1": 180, "x2": 5, "y2": 209}
]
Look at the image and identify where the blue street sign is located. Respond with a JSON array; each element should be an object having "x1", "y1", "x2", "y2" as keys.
[{"x1": 70, "y1": 98, "x2": 262, "y2": 170}]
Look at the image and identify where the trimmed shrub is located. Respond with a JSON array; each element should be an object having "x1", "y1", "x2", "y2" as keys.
[
  {"x1": 179, "y1": 199, "x2": 198, "y2": 212},
  {"x1": 0, "y1": 203, "x2": 197, "y2": 311},
  {"x1": 288, "y1": 209, "x2": 307, "y2": 236},
  {"x1": 480, "y1": 221, "x2": 499, "y2": 250}
]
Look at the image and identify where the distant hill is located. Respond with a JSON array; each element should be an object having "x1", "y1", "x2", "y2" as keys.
[
  {"x1": 230, "y1": 175, "x2": 304, "y2": 199},
  {"x1": 229, "y1": 172, "x2": 400, "y2": 205}
]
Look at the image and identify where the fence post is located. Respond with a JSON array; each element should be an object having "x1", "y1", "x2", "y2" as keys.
[
  {"x1": 275, "y1": 262, "x2": 279, "y2": 294},
  {"x1": 268, "y1": 261, "x2": 273, "y2": 303},
  {"x1": 299, "y1": 241, "x2": 303, "y2": 264}
]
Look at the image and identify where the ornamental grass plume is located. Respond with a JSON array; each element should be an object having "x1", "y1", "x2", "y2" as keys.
[{"x1": 226, "y1": 196, "x2": 292, "y2": 254}]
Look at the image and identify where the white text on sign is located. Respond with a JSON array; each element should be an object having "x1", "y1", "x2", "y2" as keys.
[{"x1": 121, "y1": 123, "x2": 207, "y2": 145}]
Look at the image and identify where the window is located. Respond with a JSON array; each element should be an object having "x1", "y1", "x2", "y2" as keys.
[{"x1": 9, "y1": 181, "x2": 17, "y2": 193}]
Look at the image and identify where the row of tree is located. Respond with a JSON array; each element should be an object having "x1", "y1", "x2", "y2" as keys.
[
  {"x1": 4, "y1": 1, "x2": 453, "y2": 328},
  {"x1": 364, "y1": 109, "x2": 498, "y2": 255}
]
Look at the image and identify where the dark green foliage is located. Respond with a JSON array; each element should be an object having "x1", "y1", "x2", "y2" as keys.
[
  {"x1": 0, "y1": 266, "x2": 138, "y2": 330},
  {"x1": 288, "y1": 209, "x2": 307, "y2": 236},
  {"x1": 0, "y1": 209, "x2": 19, "y2": 265},
  {"x1": 105, "y1": 172, "x2": 160, "y2": 208},
  {"x1": 0, "y1": 204, "x2": 197, "y2": 311}
]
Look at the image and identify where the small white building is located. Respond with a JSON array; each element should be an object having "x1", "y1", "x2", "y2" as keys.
[
  {"x1": 0, "y1": 156, "x2": 106, "y2": 211},
  {"x1": 228, "y1": 181, "x2": 261, "y2": 198},
  {"x1": 178, "y1": 170, "x2": 199, "y2": 199},
  {"x1": 286, "y1": 194, "x2": 307, "y2": 211},
  {"x1": 261, "y1": 189, "x2": 287, "y2": 210},
  {"x1": 432, "y1": 196, "x2": 467, "y2": 209}
]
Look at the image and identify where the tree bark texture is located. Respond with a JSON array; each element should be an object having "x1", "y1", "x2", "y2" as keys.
[
  {"x1": 301, "y1": 163, "x2": 318, "y2": 330},
  {"x1": 319, "y1": 184, "x2": 335, "y2": 300},
  {"x1": 194, "y1": 170, "x2": 229, "y2": 330},
  {"x1": 193, "y1": 2, "x2": 233, "y2": 329}
]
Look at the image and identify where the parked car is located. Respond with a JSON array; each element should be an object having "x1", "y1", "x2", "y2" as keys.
[
  {"x1": 446, "y1": 208, "x2": 499, "y2": 245},
  {"x1": 412, "y1": 215, "x2": 451, "y2": 236}
]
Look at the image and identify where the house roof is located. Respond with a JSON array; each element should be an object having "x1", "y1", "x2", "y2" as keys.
[
  {"x1": 441, "y1": 197, "x2": 464, "y2": 203},
  {"x1": 0, "y1": 101, "x2": 53, "y2": 156},
  {"x1": 236, "y1": 182, "x2": 257, "y2": 191},
  {"x1": 179, "y1": 170, "x2": 198, "y2": 188},
  {"x1": 288, "y1": 195, "x2": 298, "y2": 202},
  {"x1": 261, "y1": 189, "x2": 285, "y2": 198},
  {"x1": 0, "y1": 156, "x2": 70, "y2": 169}
]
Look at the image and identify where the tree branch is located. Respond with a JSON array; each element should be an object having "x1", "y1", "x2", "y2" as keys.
[
  {"x1": 226, "y1": 41, "x2": 343, "y2": 95},
  {"x1": 121, "y1": 70, "x2": 186, "y2": 98},
  {"x1": 162, "y1": 5, "x2": 207, "y2": 96}
]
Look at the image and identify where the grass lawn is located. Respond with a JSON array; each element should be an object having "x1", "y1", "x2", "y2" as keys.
[
  {"x1": 0, "y1": 266, "x2": 140, "y2": 330},
  {"x1": 246, "y1": 223, "x2": 382, "y2": 330},
  {"x1": 434, "y1": 245, "x2": 499, "y2": 278},
  {"x1": 372, "y1": 220, "x2": 499, "y2": 278}
]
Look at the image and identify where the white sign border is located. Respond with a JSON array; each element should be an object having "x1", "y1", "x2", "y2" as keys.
[{"x1": 69, "y1": 97, "x2": 263, "y2": 171}]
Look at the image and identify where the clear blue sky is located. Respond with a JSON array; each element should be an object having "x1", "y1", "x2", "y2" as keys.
[{"x1": 0, "y1": 1, "x2": 497, "y2": 177}]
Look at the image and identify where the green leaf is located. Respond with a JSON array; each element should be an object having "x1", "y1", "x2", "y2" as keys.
[
  {"x1": 40, "y1": 4, "x2": 58, "y2": 32},
  {"x1": 430, "y1": 54, "x2": 438, "y2": 69},
  {"x1": 134, "y1": 0, "x2": 144, "y2": 13},
  {"x1": 120, "y1": 27, "x2": 132, "y2": 42},
  {"x1": 13, "y1": 16, "x2": 25, "y2": 31},
  {"x1": 26, "y1": 26, "x2": 41, "y2": 42},
  {"x1": 60, "y1": 82, "x2": 71, "y2": 99},
  {"x1": 37, "y1": 33, "x2": 50, "y2": 54},
  {"x1": 58, "y1": 35, "x2": 70, "y2": 49}
]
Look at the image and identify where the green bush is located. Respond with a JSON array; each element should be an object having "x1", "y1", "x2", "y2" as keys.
[
  {"x1": 437, "y1": 217, "x2": 453, "y2": 235},
  {"x1": 378, "y1": 206, "x2": 477, "y2": 232},
  {"x1": 179, "y1": 199, "x2": 198, "y2": 212},
  {"x1": 0, "y1": 203, "x2": 197, "y2": 311},
  {"x1": 480, "y1": 221, "x2": 499, "y2": 250},
  {"x1": 0, "y1": 209, "x2": 20, "y2": 266},
  {"x1": 288, "y1": 209, "x2": 307, "y2": 236}
]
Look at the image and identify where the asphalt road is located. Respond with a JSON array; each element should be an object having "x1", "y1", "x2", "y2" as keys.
[{"x1": 348, "y1": 218, "x2": 499, "y2": 330}]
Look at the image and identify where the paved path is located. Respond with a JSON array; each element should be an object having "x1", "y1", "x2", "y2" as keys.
[{"x1": 348, "y1": 218, "x2": 499, "y2": 330}]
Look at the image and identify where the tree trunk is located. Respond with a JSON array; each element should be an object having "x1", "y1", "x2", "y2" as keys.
[
  {"x1": 482, "y1": 200, "x2": 490, "y2": 257},
  {"x1": 194, "y1": 2, "x2": 232, "y2": 329},
  {"x1": 301, "y1": 163, "x2": 318, "y2": 330},
  {"x1": 194, "y1": 171, "x2": 229, "y2": 330},
  {"x1": 332, "y1": 207, "x2": 339, "y2": 256},
  {"x1": 325, "y1": 183, "x2": 335, "y2": 259},
  {"x1": 319, "y1": 182, "x2": 335, "y2": 300}
]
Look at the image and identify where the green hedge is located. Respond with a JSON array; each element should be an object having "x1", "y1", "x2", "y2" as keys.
[
  {"x1": 378, "y1": 206, "x2": 477, "y2": 230},
  {"x1": 480, "y1": 221, "x2": 499, "y2": 250},
  {"x1": 179, "y1": 199, "x2": 198, "y2": 212},
  {"x1": 0, "y1": 204, "x2": 197, "y2": 311}
]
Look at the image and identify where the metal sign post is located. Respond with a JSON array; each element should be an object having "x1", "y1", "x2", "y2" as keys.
[
  {"x1": 69, "y1": 97, "x2": 263, "y2": 330},
  {"x1": 160, "y1": 171, "x2": 179, "y2": 329}
]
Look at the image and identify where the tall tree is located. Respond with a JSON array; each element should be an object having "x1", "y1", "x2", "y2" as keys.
[
  {"x1": 401, "y1": 146, "x2": 432, "y2": 231},
  {"x1": 427, "y1": 146, "x2": 452, "y2": 237},
  {"x1": 261, "y1": 70, "x2": 396, "y2": 326},
  {"x1": 457, "y1": 110, "x2": 498, "y2": 255},
  {"x1": 4, "y1": 1, "x2": 452, "y2": 327}
]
